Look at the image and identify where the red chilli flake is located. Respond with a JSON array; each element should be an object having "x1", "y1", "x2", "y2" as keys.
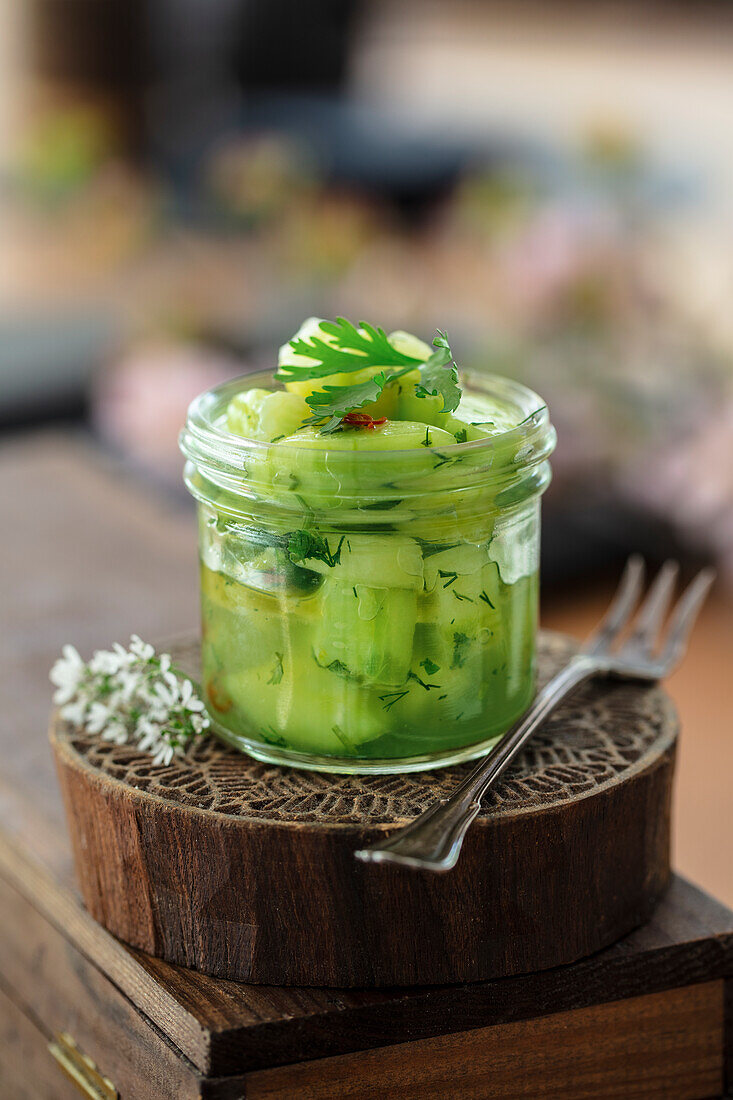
[{"x1": 342, "y1": 412, "x2": 387, "y2": 430}]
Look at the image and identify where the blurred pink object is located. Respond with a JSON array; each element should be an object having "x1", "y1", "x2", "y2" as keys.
[
  {"x1": 618, "y1": 396, "x2": 733, "y2": 587},
  {"x1": 93, "y1": 342, "x2": 244, "y2": 483}
]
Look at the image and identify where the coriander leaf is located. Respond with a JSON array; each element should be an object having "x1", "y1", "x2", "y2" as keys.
[
  {"x1": 276, "y1": 317, "x2": 422, "y2": 382},
  {"x1": 287, "y1": 530, "x2": 344, "y2": 568},
  {"x1": 302, "y1": 363, "x2": 418, "y2": 433},
  {"x1": 454, "y1": 428, "x2": 468, "y2": 443},
  {"x1": 304, "y1": 370, "x2": 389, "y2": 424},
  {"x1": 420, "y1": 657, "x2": 441, "y2": 675},
  {"x1": 414, "y1": 332, "x2": 461, "y2": 414}
]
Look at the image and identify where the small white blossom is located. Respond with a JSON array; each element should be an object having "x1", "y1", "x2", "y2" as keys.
[
  {"x1": 130, "y1": 635, "x2": 155, "y2": 661},
  {"x1": 89, "y1": 649, "x2": 125, "y2": 676},
  {"x1": 50, "y1": 636, "x2": 209, "y2": 761},
  {"x1": 61, "y1": 698, "x2": 88, "y2": 726},
  {"x1": 86, "y1": 701, "x2": 110, "y2": 734},
  {"x1": 50, "y1": 644, "x2": 85, "y2": 704}
]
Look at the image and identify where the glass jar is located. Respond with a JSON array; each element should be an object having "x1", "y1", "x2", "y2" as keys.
[{"x1": 180, "y1": 370, "x2": 555, "y2": 773}]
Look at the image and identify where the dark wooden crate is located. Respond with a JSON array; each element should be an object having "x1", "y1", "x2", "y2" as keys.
[{"x1": 1, "y1": 785, "x2": 733, "y2": 1098}]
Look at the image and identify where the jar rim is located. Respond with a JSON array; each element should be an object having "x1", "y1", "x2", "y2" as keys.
[{"x1": 180, "y1": 368, "x2": 555, "y2": 481}]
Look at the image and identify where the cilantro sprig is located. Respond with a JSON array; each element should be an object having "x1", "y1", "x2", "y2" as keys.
[
  {"x1": 280, "y1": 317, "x2": 462, "y2": 435},
  {"x1": 302, "y1": 370, "x2": 393, "y2": 434},
  {"x1": 412, "y1": 331, "x2": 461, "y2": 415},
  {"x1": 276, "y1": 318, "x2": 421, "y2": 382}
]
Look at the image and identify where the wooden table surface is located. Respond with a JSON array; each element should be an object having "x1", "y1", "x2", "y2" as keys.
[{"x1": 2, "y1": 429, "x2": 732, "y2": 911}]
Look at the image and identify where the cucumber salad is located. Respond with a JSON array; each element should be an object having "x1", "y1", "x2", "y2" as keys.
[{"x1": 183, "y1": 317, "x2": 555, "y2": 771}]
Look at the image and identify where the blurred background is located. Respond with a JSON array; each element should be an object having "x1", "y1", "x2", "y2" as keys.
[{"x1": 1, "y1": 1, "x2": 732, "y2": 901}]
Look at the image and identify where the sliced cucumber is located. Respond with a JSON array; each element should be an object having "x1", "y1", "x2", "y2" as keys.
[
  {"x1": 423, "y1": 543, "x2": 490, "y2": 593},
  {"x1": 278, "y1": 420, "x2": 456, "y2": 453},
  {"x1": 226, "y1": 388, "x2": 311, "y2": 442},
  {"x1": 269, "y1": 421, "x2": 458, "y2": 509},
  {"x1": 222, "y1": 651, "x2": 385, "y2": 754},
  {"x1": 314, "y1": 581, "x2": 417, "y2": 687},
  {"x1": 303, "y1": 532, "x2": 423, "y2": 589}
]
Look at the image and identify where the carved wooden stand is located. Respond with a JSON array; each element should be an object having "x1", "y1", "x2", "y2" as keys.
[{"x1": 51, "y1": 632, "x2": 677, "y2": 988}]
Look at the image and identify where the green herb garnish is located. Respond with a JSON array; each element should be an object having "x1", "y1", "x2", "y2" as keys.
[
  {"x1": 419, "y1": 657, "x2": 441, "y2": 675},
  {"x1": 277, "y1": 318, "x2": 421, "y2": 381},
  {"x1": 479, "y1": 590, "x2": 495, "y2": 608},
  {"x1": 287, "y1": 530, "x2": 344, "y2": 568},
  {"x1": 438, "y1": 569, "x2": 458, "y2": 588},
  {"x1": 408, "y1": 671, "x2": 442, "y2": 691},
  {"x1": 301, "y1": 370, "x2": 393, "y2": 434},
  {"x1": 279, "y1": 318, "x2": 462, "y2": 434},
  {"x1": 379, "y1": 690, "x2": 409, "y2": 711},
  {"x1": 413, "y1": 331, "x2": 461, "y2": 413}
]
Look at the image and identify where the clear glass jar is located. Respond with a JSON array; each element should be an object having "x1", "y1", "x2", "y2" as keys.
[{"x1": 180, "y1": 370, "x2": 555, "y2": 773}]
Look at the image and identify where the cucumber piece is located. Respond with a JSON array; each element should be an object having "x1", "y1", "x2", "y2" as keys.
[
  {"x1": 425, "y1": 551, "x2": 502, "y2": 669},
  {"x1": 222, "y1": 651, "x2": 385, "y2": 754},
  {"x1": 201, "y1": 565, "x2": 284, "y2": 680},
  {"x1": 226, "y1": 388, "x2": 311, "y2": 442},
  {"x1": 278, "y1": 420, "x2": 456, "y2": 452},
  {"x1": 313, "y1": 581, "x2": 417, "y2": 687},
  {"x1": 395, "y1": 386, "x2": 445, "y2": 425},
  {"x1": 303, "y1": 532, "x2": 423, "y2": 589},
  {"x1": 423, "y1": 543, "x2": 490, "y2": 593},
  {"x1": 387, "y1": 330, "x2": 433, "y2": 360},
  {"x1": 269, "y1": 421, "x2": 457, "y2": 509}
]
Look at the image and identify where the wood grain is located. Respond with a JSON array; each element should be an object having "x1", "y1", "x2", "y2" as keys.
[
  {"x1": 51, "y1": 632, "x2": 678, "y2": 987},
  {"x1": 0, "y1": 979, "x2": 80, "y2": 1100},
  {"x1": 244, "y1": 981, "x2": 725, "y2": 1100},
  {"x1": 2, "y1": 816, "x2": 733, "y2": 1080},
  {"x1": 0, "y1": 870, "x2": 204, "y2": 1100}
]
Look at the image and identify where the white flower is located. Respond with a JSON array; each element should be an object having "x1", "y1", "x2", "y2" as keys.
[
  {"x1": 50, "y1": 645, "x2": 85, "y2": 704},
  {"x1": 152, "y1": 743, "x2": 175, "y2": 766},
  {"x1": 89, "y1": 649, "x2": 125, "y2": 676},
  {"x1": 101, "y1": 719, "x2": 128, "y2": 745},
  {"x1": 50, "y1": 635, "x2": 209, "y2": 762},
  {"x1": 154, "y1": 679, "x2": 179, "y2": 708},
  {"x1": 129, "y1": 635, "x2": 155, "y2": 661},
  {"x1": 85, "y1": 701, "x2": 110, "y2": 734},
  {"x1": 61, "y1": 698, "x2": 88, "y2": 726},
  {"x1": 179, "y1": 679, "x2": 205, "y2": 712},
  {"x1": 116, "y1": 668, "x2": 141, "y2": 702}
]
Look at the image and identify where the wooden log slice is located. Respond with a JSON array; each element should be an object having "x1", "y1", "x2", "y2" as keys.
[{"x1": 51, "y1": 632, "x2": 678, "y2": 988}]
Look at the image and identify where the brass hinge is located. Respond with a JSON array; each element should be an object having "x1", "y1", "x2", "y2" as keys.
[{"x1": 48, "y1": 1032, "x2": 118, "y2": 1099}]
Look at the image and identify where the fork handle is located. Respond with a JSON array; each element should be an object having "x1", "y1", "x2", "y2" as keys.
[{"x1": 355, "y1": 655, "x2": 597, "y2": 871}]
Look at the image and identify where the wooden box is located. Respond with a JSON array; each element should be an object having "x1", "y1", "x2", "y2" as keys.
[{"x1": 1, "y1": 813, "x2": 732, "y2": 1099}]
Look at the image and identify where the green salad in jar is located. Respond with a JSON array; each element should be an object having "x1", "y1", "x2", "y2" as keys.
[{"x1": 181, "y1": 317, "x2": 555, "y2": 772}]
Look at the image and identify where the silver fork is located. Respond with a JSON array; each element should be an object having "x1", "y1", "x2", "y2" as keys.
[{"x1": 354, "y1": 557, "x2": 715, "y2": 872}]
